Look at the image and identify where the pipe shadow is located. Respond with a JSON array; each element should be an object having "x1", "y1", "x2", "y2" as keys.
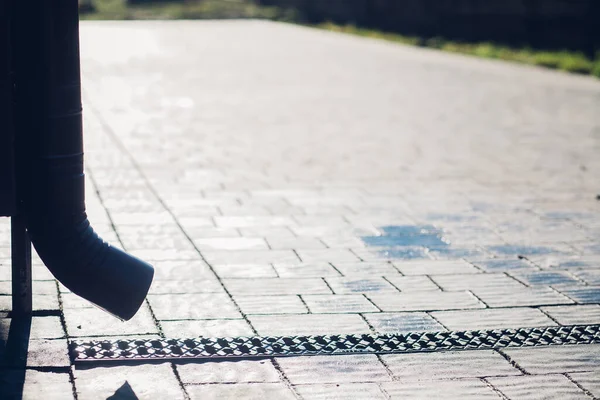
[{"x1": 0, "y1": 314, "x2": 32, "y2": 400}]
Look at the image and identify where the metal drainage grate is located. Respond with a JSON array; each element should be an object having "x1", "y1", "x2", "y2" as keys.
[{"x1": 70, "y1": 324, "x2": 600, "y2": 363}]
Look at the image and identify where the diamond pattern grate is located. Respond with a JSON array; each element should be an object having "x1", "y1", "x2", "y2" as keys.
[{"x1": 70, "y1": 324, "x2": 600, "y2": 364}]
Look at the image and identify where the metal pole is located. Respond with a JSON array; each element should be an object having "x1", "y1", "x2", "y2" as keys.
[{"x1": 11, "y1": 214, "x2": 31, "y2": 316}]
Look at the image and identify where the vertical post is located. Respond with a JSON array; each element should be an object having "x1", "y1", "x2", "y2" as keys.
[{"x1": 11, "y1": 214, "x2": 31, "y2": 316}]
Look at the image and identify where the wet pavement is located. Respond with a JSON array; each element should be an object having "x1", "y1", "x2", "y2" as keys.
[{"x1": 2, "y1": 20, "x2": 600, "y2": 399}]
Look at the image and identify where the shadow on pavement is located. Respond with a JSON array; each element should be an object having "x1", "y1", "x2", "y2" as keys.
[
  {"x1": 107, "y1": 381, "x2": 139, "y2": 400},
  {"x1": 0, "y1": 314, "x2": 32, "y2": 399}
]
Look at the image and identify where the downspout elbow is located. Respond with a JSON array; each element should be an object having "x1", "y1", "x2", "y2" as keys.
[{"x1": 13, "y1": 0, "x2": 154, "y2": 320}]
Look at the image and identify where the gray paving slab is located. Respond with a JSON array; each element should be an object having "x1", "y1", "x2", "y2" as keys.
[
  {"x1": 0, "y1": 370, "x2": 73, "y2": 400},
  {"x1": 381, "y1": 350, "x2": 521, "y2": 380},
  {"x1": 186, "y1": 383, "x2": 297, "y2": 400},
  {"x1": 487, "y1": 374, "x2": 590, "y2": 400},
  {"x1": 502, "y1": 344, "x2": 600, "y2": 374},
  {"x1": 276, "y1": 354, "x2": 391, "y2": 384},
  {"x1": 249, "y1": 313, "x2": 371, "y2": 336},
  {"x1": 74, "y1": 364, "x2": 185, "y2": 400},
  {"x1": 540, "y1": 305, "x2": 600, "y2": 325},
  {"x1": 294, "y1": 383, "x2": 387, "y2": 400},
  {"x1": 380, "y1": 379, "x2": 502, "y2": 399},
  {"x1": 568, "y1": 372, "x2": 600, "y2": 398},
  {"x1": 160, "y1": 319, "x2": 254, "y2": 338},
  {"x1": 363, "y1": 312, "x2": 446, "y2": 333},
  {"x1": 176, "y1": 360, "x2": 281, "y2": 384},
  {"x1": 430, "y1": 308, "x2": 558, "y2": 331},
  {"x1": 64, "y1": 304, "x2": 159, "y2": 337}
]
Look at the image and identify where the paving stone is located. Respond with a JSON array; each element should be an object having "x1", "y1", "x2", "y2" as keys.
[
  {"x1": 571, "y1": 269, "x2": 600, "y2": 285},
  {"x1": 358, "y1": 247, "x2": 432, "y2": 261},
  {"x1": 0, "y1": 281, "x2": 58, "y2": 295},
  {"x1": 121, "y1": 234, "x2": 196, "y2": 251},
  {"x1": 64, "y1": 304, "x2": 158, "y2": 337},
  {"x1": 2, "y1": 339, "x2": 69, "y2": 369},
  {"x1": 161, "y1": 319, "x2": 254, "y2": 338},
  {"x1": 509, "y1": 271, "x2": 582, "y2": 286},
  {"x1": 218, "y1": 205, "x2": 272, "y2": 216},
  {"x1": 302, "y1": 294, "x2": 379, "y2": 313},
  {"x1": 30, "y1": 316, "x2": 65, "y2": 339},
  {"x1": 531, "y1": 256, "x2": 600, "y2": 270},
  {"x1": 291, "y1": 226, "x2": 371, "y2": 238},
  {"x1": 473, "y1": 259, "x2": 537, "y2": 272},
  {"x1": 384, "y1": 275, "x2": 442, "y2": 292},
  {"x1": 431, "y1": 308, "x2": 557, "y2": 331},
  {"x1": 148, "y1": 279, "x2": 224, "y2": 294},
  {"x1": 487, "y1": 374, "x2": 589, "y2": 400},
  {"x1": 193, "y1": 237, "x2": 269, "y2": 250},
  {"x1": 429, "y1": 247, "x2": 491, "y2": 260},
  {"x1": 186, "y1": 383, "x2": 296, "y2": 400},
  {"x1": 204, "y1": 250, "x2": 300, "y2": 265},
  {"x1": 362, "y1": 235, "x2": 448, "y2": 248},
  {"x1": 293, "y1": 215, "x2": 350, "y2": 226},
  {"x1": 234, "y1": 295, "x2": 308, "y2": 314},
  {"x1": 110, "y1": 212, "x2": 176, "y2": 226},
  {"x1": 381, "y1": 379, "x2": 501, "y2": 399},
  {"x1": 363, "y1": 312, "x2": 445, "y2": 334},
  {"x1": 568, "y1": 372, "x2": 600, "y2": 398},
  {"x1": 266, "y1": 236, "x2": 326, "y2": 250},
  {"x1": 212, "y1": 263, "x2": 278, "y2": 278},
  {"x1": 325, "y1": 277, "x2": 398, "y2": 294},
  {"x1": 381, "y1": 350, "x2": 520, "y2": 380},
  {"x1": 249, "y1": 314, "x2": 371, "y2": 336},
  {"x1": 214, "y1": 216, "x2": 295, "y2": 228},
  {"x1": 273, "y1": 262, "x2": 342, "y2": 278},
  {"x1": 177, "y1": 360, "x2": 280, "y2": 384},
  {"x1": 276, "y1": 355, "x2": 390, "y2": 384},
  {"x1": 540, "y1": 304, "x2": 600, "y2": 325},
  {"x1": 430, "y1": 273, "x2": 524, "y2": 291},
  {"x1": 368, "y1": 291, "x2": 484, "y2": 312},
  {"x1": 486, "y1": 245, "x2": 564, "y2": 257},
  {"x1": 294, "y1": 383, "x2": 387, "y2": 400},
  {"x1": 502, "y1": 344, "x2": 600, "y2": 374},
  {"x1": 297, "y1": 249, "x2": 361, "y2": 263},
  {"x1": 0, "y1": 370, "x2": 73, "y2": 400},
  {"x1": 0, "y1": 294, "x2": 60, "y2": 312},
  {"x1": 129, "y1": 248, "x2": 200, "y2": 261},
  {"x1": 0, "y1": 316, "x2": 64, "y2": 340},
  {"x1": 184, "y1": 227, "x2": 240, "y2": 239},
  {"x1": 556, "y1": 286, "x2": 600, "y2": 304},
  {"x1": 470, "y1": 287, "x2": 573, "y2": 308},
  {"x1": 146, "y1": 260, "x2": 216, "y2": 280},
  {"x1": 74, "y1": 363, "x2": 185, "y2": 400},
  {"x1": 320, "y1": 236, "x2": 368, "y2": 248},
  {"x1": 177, "y1": 217, "x2": 216, "y2": 228},
  {"x1": 223, "y1": 278, "x2": 332, "y2": 295},
  {"x1": 238, "y1": 227, "x2": 296, "y2": 238},
  {"x1": 393, "y1": 260, "x2": 480, "y2": 275},
  {"x1": 148, "y1": 293, "x2": 242, "y2": 320},
  {"x1": 331, "y1": 262, "x2": 400, "y2": 277}
]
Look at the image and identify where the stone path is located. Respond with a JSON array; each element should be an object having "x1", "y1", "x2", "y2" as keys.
[{"x1": 2, "y1": 20, "x2": 600, "y2": 399}]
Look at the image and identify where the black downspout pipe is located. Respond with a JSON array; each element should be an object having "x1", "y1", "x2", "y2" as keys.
[{"x1": 12, "y1": 0, "x2": 154, "y2": 320}]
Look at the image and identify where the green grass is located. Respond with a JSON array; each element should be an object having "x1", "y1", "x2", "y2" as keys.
[
  {"x1": 80, "y1": 2, "x2": 600, "y2": 78},
  {"x1": 317, "y1": 22, "x2": 600, "y2": 78},
  {"x1": 79, "y1": 0, "x2": 296, "y2": 21}
]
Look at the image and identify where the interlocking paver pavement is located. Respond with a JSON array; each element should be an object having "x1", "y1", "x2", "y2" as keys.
[{"x1": 1, "y1": 19, "x2": 600, "y2": 398}]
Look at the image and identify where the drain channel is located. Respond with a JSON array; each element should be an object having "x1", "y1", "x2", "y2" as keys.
[{"x1": 70, "y1": 324, "x2": 600, "y2": 363}]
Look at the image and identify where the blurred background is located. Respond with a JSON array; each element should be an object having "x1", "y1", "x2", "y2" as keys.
[{"x1": 78, "y1": 0, "x2": 600, "y2": 77}]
